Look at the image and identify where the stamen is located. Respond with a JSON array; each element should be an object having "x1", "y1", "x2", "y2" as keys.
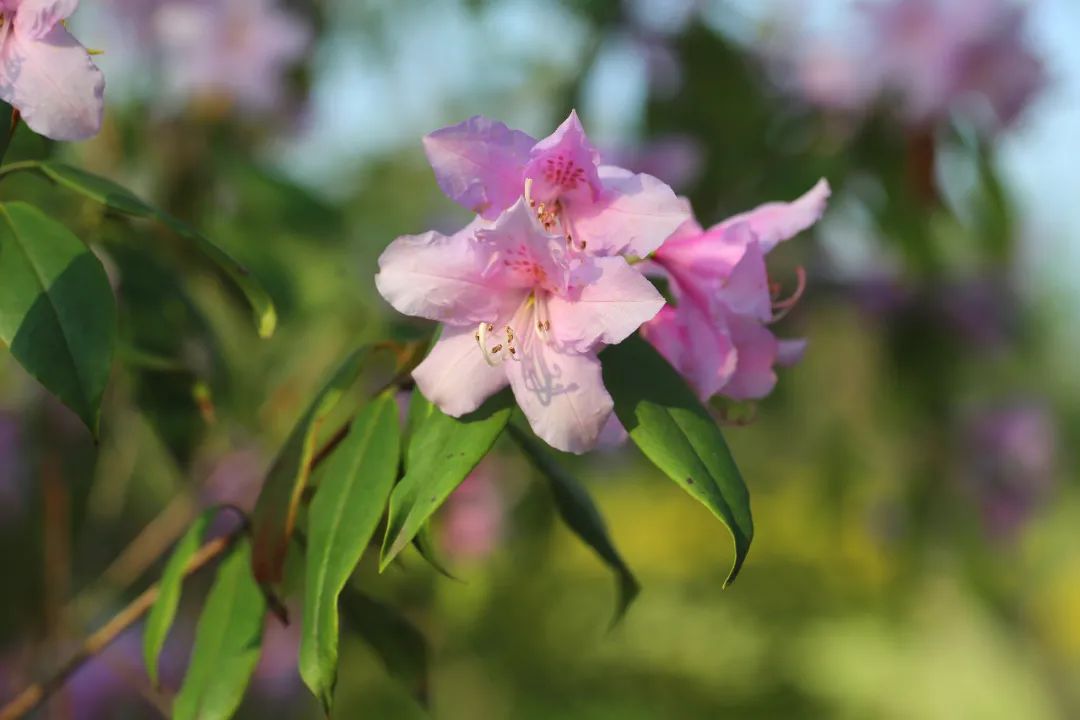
[
  {"x1": 770, "y1": 266, "x2": 807, "y2": 323},
  {"x1": 535, "y1": 293, "x2": 552, "y2": 343}
]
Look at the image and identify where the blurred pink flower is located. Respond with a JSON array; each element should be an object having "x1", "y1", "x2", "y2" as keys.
[
  {"x1": 440, "y1": 463, "x2": 505, "y2": 561},
  {"x1": 603, "y1": 135, "x2": 704, "y2": 192},
  {"x1": 780, "y1": 0, "x2": 1045, "y2": 132},
  {"x1": 962, "y1": 401, "x2": 1057, "y2": 539},
  {"x1": 423, "y1": 110, "x2": 689, "y2": 257},
  {"x1": 642, "y1": 180, "x2": 830, "y2": 401},
  {"x1": 377, "y1": 199, "x2": 664, "y2": 454},
  {"x1": 154, "y1": 0, "x2": 310, "y2": 113},
  {"x1": 0, "y1": 0, "x2": 104, "y2": 140}
]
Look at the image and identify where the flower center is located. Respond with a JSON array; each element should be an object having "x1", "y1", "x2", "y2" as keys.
[
  {"x1": 474, "y1": 292, "x2": 552, "y2": 365},
  {"x1": 523, "y1": 178, "x2": 587, "y2": 253}
]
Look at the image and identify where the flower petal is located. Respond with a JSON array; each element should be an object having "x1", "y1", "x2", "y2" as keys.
[
  {"x1": 413, "y1": 325, "x2": 510, "y2": 417},
  {"x1": 720, "y1": 315, "x2": 779, "y2": 400},
  {"x1": 0, "y1": 24, "x2": 104, "y2": 141},
  {"x1": 776, "y1": 338, "x2": 808, "y2": 367},
  {"x1": 641, "y1": 302, "x2": 737, "y2": 400},
  {"x1": 476, "y1": 198, "x2": 570, "y2": 295},
  {"x1": 375, "y1": 220, "x2": 511, "y2": 324},
  {"x1": 506, "y1": 328, "x2": 613, "y2": 454},
  {"x1": 546, "y1": 256, "x2": 665, "y2": 353},
  {"x1": 14, "y1": 0, "x2": 79, "y2": 40},
  {"x1": 714, "y1": 240, "x2": 771, "y2": 322},
  {"x1": 523, "y1": 109, "x2": 603, "y2": 206},
  {"x1": 568, "y1": 165, "x2": 690, "y2": 257},
  {"x1": 422, "y1": 116, "x2": 535, "y2": 220},
  {"x1": 713, "y1": 179, "x2": 831, "y2": 254}
]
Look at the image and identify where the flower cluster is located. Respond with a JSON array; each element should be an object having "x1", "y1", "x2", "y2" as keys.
[
  {"x1": 782, "y1": 0, "x2": 1045, "y2": 132},
  {"x1": 0, "y1": 0, "x2": 105, "y2": 140},
  {"x1": 377, "y1": 111, "x2": 829, "y2": 453}
]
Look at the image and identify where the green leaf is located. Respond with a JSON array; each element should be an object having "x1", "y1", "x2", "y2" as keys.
[
  {"x1": 300, "y1": 391, "x2": 401, "y2": 712},
  {"x1": 14, "y1": 161, "x2": 276, "y2": 338},
  {"x1": 0, "y1": 201, "x2": 116, "y2": 435},
  {"x1": 251, "y1": 347, "x2": 372, "y2": 588},
  {"x1": 143, "y1": 508, "x2": 215, "y2": 689},
  {"x1": 602, "y1": 335, "x2": 753, "y2": 586},
  {"x1": 508, "y1": 423, "x2": 639, "y2": 624},
  {"x1": 340, "y1": 589, "x2": 429, "y2": 706},
  {"x1": 173, "y1": 540, "x2": 266, "y2": 720},
  {"x1": 380, "y1": 389, "x2": 513, "y2": 570}
]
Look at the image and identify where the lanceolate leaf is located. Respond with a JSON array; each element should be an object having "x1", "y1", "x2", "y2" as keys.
[
  {"x1": 143, "y1": 508, "x2": 216, "y2": 689},
  {"x1": 251, "y1": 348, "x2": 371, "y2": 588},
  {"x1": 11, "y1": 161, "x2": 276, "y2": 338},
  {"x1": 380, "y1": 388, "x2": 513, "y2": 570},
  {"x1": 173, "y1": 540, "x2": 266, "y2": 720},
  {"x1": 300, "y1": 391, "x2": 401, "y2": 713},
  {"x1": 602, "y1": 335, "x2": 753, "y2": 586},
  {"x1": 340, "y1": 590, "x2": 429, "y2": 706},
  {"x1": 0, "y1": 201, "x2": 116, "y2": 435},
  {"x1": 508, "y1": 423, "x2": 640, "y2": 624}
]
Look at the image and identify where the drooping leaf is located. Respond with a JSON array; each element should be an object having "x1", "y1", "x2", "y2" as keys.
[
  {"x1": 143, "y1": 508, "x2": 216, "y2": 689},
  {"x1": 173, "y1": 540, "x2": 266, "y2": 720},
  {"x1": 602, "y1": 335, "x2": 752, "y2": 586},
  {"x1": 380, "y1": 389, "x2": 513, "y2": 570},
  {"x1": 0, "y1": 201, "x2": 116, "y2": 435},
  {"x1": 12, "y1": 161, "x2": 276, "y2": 338},
  {"x1": 508, "y1": 423, "x2": 639, "y2": 623},
  {"x1": 340, "y1": 589, "x2": 429, "y2": 706},
  {"x1": 300, "y1": 391, "x2": 401, "y2": 712},
  {"x1": 251, "y1": 347, "x2": 372, "y2": 588},
  {"x1": 411, "y1": 521, "x2": 458, "y2": 580}
]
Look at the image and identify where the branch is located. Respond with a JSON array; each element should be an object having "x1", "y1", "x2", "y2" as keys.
[{"x1": 0, "y1": 533, "x2": 237, "y2": 720}]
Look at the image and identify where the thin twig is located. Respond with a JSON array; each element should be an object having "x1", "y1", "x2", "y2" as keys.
[
  {"x1": 0, "y1": 533, "x2": 237, "y2": 720},
  {"x1": 1, "y1": 344, "x2": 428, "y2": 719}
]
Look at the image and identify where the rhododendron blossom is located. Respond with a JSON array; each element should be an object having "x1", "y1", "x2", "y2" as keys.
[
  {"x1": 376, "y1": 199, "x2": 664, "y2": 454},
  {"x1": 642, "y1": 180, "x2": 830, "y2": 401},
  {"x1": 154, "y1": 0, "x2": 310, "y2": 113},
  {"x1": 423, "y1": 110, "x2": 689, "y2": 258},
  {"x1": 0, "y1": 0, "x2": 104, "y2": 140}
]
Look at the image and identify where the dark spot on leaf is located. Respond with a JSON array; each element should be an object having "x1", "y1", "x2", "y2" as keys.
[{"x1": 686, "y1": 478, "x2": 694, "y2": 485}]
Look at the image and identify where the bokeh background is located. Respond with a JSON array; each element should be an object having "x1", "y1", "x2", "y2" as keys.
[{"x1": 1, "y1": 0, "x2": 1078, "y2": 717}]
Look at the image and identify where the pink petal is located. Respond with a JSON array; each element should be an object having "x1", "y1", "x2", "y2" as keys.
[
  {"x1": 641, "y1": 302, "x2": 737, "y2": 401},
  {"x1": 0, "y1": 23, "x2": 104, "y2": 141},
  {"x1": 412, "y1": 324, "x2": 510, "y2": 417},
  {"x1": 505, "y1": 333, "x2": 613, "y2": 454},
  {"x1": 375, "y1": 221, "x2": 513, "y2": 325},
  {"x1": 714, "y1": 240, "x2": 771, "y2": 322},
  {"x1": 523, "y1": 110, "x2": 603, "y2": 206},
  {"x1": 719, "y1": 316, "x2": 779, "y2": 400},
  {"x1": 423, "y1": 116, "x2": 535, "y2": 220},
  {"x1": 546, "y1": 256, "x2": 664, "y2": 353},
  {"x1": 475, "y1": 198, "x2": 570, "y2": 295},
  {"x1": 596, "y1": 413, "x2": 628, "y2": 449},
  {"x1": 776, "y1": 338, "x2": 808, "y2": 367},
  {"x1": 713, "y1": 179, "x2": 831, "y2": 254},
  {"x1": 13, "y1": 0, "x2": 79, "y2": 40},
  {"x1": 568, "y1": 165, "x2": 690, "y2": 257}
]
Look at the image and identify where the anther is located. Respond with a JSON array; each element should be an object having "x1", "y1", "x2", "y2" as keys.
[{"x1": 490, "y1": 344, "x2": 503, "y2": 354}]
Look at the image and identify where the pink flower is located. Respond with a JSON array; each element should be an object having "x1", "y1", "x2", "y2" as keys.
[
  {"x1": 779, "y1": 0, "x2": 1045, "y2": 132},
  {"x1": 423, "y1": 110, "x2": 689, "y2": 258},
  {"x1": 642, "y1": 180, "x2": 829, "y2": 401},
  {"x1": 154, "y1": 0, "x2": 310, "y2": 114},
  {"x1": 0, "y1": 0, "x2": 104, "y2": 140},
  {"x1": 376, "y1": 199, "x2": 665, "y2": 454},
  {"x1": 440, "y1": 464, "x2": 505, "y2": 561}
]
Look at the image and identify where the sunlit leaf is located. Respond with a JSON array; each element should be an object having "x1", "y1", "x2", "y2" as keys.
[
  {"x1": 250, "y1": 347, "x2": 372, "y2": 588},
  {"x1": 602, "y1": 335, "x2": 752, "y2": 586},
  {"x1": 0, "y1": 201, "x2": 116, "y2": 435},
  {"x1": 508, "y1": 423, "x2": 639, "y2": 623},
  {"x1": 143, "y1": 508, "x2": 216, "y2": 689},
  {"x1": 10, "y1": 161, "x2": 277, "y2": 338},
  {"x1": 301, "y1": 391, "x2": 401, "y2": 712},
  {"x1": 380, "y1": 389, "x2": 513, "y2": 570},
  {"x1": 173, "y1": 540, "x2": 266, "y2": 720}
]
